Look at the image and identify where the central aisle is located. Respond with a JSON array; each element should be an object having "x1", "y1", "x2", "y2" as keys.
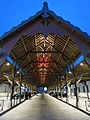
[{"x1": 0, "y1": 94, "x2": 90, "y2": 120}]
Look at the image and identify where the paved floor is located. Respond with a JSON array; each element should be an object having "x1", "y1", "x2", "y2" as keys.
[
  {"x1": 0, "y1": 94, "x2": 90, "y2": 120},
  {"x1": 59, "y1": 96, "x2": 90, "y2": 113}
]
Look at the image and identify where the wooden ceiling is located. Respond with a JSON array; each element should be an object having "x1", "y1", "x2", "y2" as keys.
[
  {"x1": 0, "y1": 2, "x2": 90, "y2": 88},
  {"x1": 1, "y1": 33, "x2": 90, "y2": 87}
]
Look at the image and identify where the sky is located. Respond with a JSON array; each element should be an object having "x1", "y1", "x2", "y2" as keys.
[{"x1": 0, "y1": 0, "x2": 90, "y2": 37}]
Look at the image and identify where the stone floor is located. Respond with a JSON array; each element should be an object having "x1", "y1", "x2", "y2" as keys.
[{"x1": 0, "y1": 94, "x2": 90, "y2": 120}]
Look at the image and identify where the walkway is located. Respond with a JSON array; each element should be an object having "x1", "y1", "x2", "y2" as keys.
[
  {"x1": 58, "y1": 96, "x2": 90, "y2": 113},
  {"x1": 0, "y1": 94, "x2": 90, "y2": 120}
]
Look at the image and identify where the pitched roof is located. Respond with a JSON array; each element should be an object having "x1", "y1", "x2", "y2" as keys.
[
  {"x1": 0, "y1": 2, "x2": 90, "y2": 41},
  {"x1": 1, "y1": 2, "x2": 90, "y2": 87}
]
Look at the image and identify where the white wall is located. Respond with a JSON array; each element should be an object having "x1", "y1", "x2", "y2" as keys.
[
  {"x1": 87, "y1": 81, "x2": 90, "y2": 92},
  {"x1": 70, "y1": 81, "x2": 90, "y2": 97},
  {"x1": 0, "y1": 83, "x2": 9, "y2": 93}
]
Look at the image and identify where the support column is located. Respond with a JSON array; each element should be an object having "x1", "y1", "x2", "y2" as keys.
[
  {"x1": 27, "y1": 84, "x2": 29, "y2": 92},
  {"x1": 54, "y1": 82, "x2": 56, "y2": 93},
  {"x1": 57, "y1": 82, "x2": 59, "y2": 98},
  {"x1": 58, "y1": 81, "x2": 60, "y2": 98},
  {"x1": 65, "y1": 73, "x2": 69, "y2": 103},
  {"x1": 72, "y1": 63, "x2": 79, "y2": 108},
  {"x1": 19, "y1": 73, "x2": 22, "y2": 103},
  {"x1": 56, "y1": 84, "x2": 58, "y2": 93},
  {"x1": 30, "y1": 84, "x2": 31, "y2": 93},
  {"x1": 30, "y1": 84, "x2": 33, "y2": 96},
  {"x1": 10, "y1": 65, "x2": 15, "y2": 107},
  {"x1": 32, "y1": 85, "x2": 33, "y2": 95},
  {"x1": 0, "y1": 66, "x2": 2, "y2": 78},
  {"x1": 25, "y1": 84, "x2": 27, "y2": 100},
  {"x1": 84, "y1": 82, "x2": 90, "y2": 102},
  {"x1": 28, "y1": 85, "x2": 30, "y2": 92},
  {"x1": 56, "y1": 83, "x2": 58, "y2": 98},
  {"x1": 60, "y1": 79, "x2": 63, "y2": 100},
  {"x1": 70, "y1": 84, "x2": 72, "y2": 97}
]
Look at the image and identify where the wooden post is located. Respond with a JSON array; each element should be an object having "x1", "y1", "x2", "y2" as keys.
[
  {"x1": 72, "y1": 63, "x2": 79, "y2": 108},
  {"x1": 84, "y1": 82, "x2": 90, "y2": 102},
  {"x1": 58, "y1": 81, "x2": 60, "y2": 98},
  {"x1": 86, "y1": 85, "x2": 90, "y2": 101},
  {"x1": 30, "y1": 84, "x2": 31, "y2": 93},
  {"x1": 0, "y1": 65, "x2": 2, "y2": 78},
  {"x1": 55, "y1": 82, "x2": 56, "y2": 93},
  {"x1": 70, "y1": 84, "x2": 72, "y2": 97},
  {"x1": 56, "y1": 83, "x2": 58, "y2": 93},
  {"x1": 19, "y1": 73, "x2": 22, "y2": 103},
  {"x1": 65, "y1": 73, "x2": 69, "y2": 103},
  {"x1": 28, "y1": 84, "x2": 30, "y2": 92},
  {"x1": 60, "y1": 79, "x2": 63, "y2": 100},
  {"x1": 57, "y1": 82, "x2": 59, "y2": 98},
  {"x1": 30, "y1": 84, "x2": 33, "y2": 96},
  {"x1": 32, "y1": 85, "x2": 33, "y2": 95},
  {"x1": 56, "y1": 83, "x2": 58, "y2": 98},
  {"x1": 10, "y1": 65, "x2": 15, "y2": 107}
]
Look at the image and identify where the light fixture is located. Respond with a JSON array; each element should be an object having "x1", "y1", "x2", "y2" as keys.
[
  {"x1": 69, "y1": 71, "x2": 72, "y2": 74},
  {"x1": 80, "y1": 63, "x2": 83, "y2": 66},
  {"x1": 6, "y1": 63, "x2": 10, "y2": 66},
  {"x1": 17, "y1": 71, "x2": 19, "y2": 73},
  {"x1": 44, "y1": 87, "x2": 47, "y2": 91}
]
